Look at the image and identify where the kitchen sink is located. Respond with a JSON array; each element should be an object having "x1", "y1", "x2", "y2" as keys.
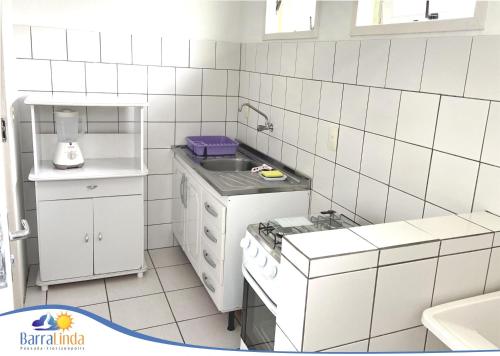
[{"x1": 200, "y1": 158, "x2": 260, "y2": 172}]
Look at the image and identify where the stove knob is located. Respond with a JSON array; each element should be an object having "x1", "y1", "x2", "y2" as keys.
[
  {"x1": 256, "y1": 254, "x2": 267, "y2": 267},
  {"x1": 263, "y1": 265, "x2": 278, "y2": 280},
  {"x1": 240, "y1": 237, "x2": 251, "y2": 249},
  {"x1": 248, "y1": 244, "x2": 259, "y2": 258}
]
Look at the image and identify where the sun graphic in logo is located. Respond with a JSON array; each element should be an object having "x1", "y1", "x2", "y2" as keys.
[{"x1": 56, "y1": 312, "x2": 74, "y2": 332}]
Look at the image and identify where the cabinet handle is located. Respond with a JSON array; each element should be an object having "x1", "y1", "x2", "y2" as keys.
[
  {"x1": 202, "y1": 273, "x2": 216, "y2": 293},
  {"x1": 203, "y1": 250, "x2": 216, "y2": 269},
  {"x1": 204, "y1": 227, "x2": 217, "y2": 243},
  {"x1": 84, "y1": 233, "x2": 89, "y2": 243},
  {"x1": 86, "y1": 184, "x2": 98, "y2": 190},
  {"x1": 98, "y1": 232, "x2": 103, "y2": 241},
  {"x1": 204, "y1": 202, "x2": 218, "y2": 217}
]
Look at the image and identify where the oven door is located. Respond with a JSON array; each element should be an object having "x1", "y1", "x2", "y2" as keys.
[{"x1": 241, "y1": 268, "x2": 276, "y2": 351}]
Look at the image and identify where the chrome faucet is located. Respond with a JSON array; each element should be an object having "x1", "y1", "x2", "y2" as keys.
[{"x1": 238, "y1": 103, "x2": 274, "y2": 132}]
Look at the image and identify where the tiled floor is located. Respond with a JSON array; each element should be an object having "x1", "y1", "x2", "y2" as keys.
[{"x1": 24, "y1": 247, "x2": 241, "y2": 349}]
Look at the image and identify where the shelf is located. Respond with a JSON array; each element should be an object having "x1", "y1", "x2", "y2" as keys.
[
  {"x1": 24, "y1": 94, "x2": 149, "y2": 107},
  {"x1": 29, "y1": 158, "x2": 148, "y2": 182}
]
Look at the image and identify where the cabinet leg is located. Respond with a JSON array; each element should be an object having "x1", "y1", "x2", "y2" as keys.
[
  {"x1": 227, "y1": 311, "x2": 235, "y2": 331},
  {"x1": 137, "y1": 272, "x2": 144, "y2": 278},
  {"x1": 41, "y1": 285, "x2": 48, "y2": 292}
]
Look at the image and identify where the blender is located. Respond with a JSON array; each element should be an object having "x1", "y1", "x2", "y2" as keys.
[{"x1": 53, "y1": 109, "x2": 84, "y2": 169}]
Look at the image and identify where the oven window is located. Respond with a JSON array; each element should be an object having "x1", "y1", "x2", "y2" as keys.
[{"x1": 241, "y1": 278, "x2": 276, "y2": 350}]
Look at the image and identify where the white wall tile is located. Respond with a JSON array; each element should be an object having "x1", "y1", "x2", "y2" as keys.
[
  {"x1": 147, "y1": 149, "x2": 173, "y2": 174},
  {"x1": 360, "y1": 133, "x2": 394, "y2": 184},
  {"x1": 365, "y1": 88, "x2": 400, "y2": 137},
  {"x1": 148, "y1": 224, "x2": 173, "y2": 249},
  {"x1": 190, "y1": 39, "x2": 215, "y2": 68},
  {"x1": 311, "y1": 191, "x2": 333, "y2": 215},
  {"x1": 296, "y1": 149, "x2": 315, "y2": 178},
  {"x1": 300, "y1": 80, "x2": 321, "y2": 117},
  {"x1": 147, "y1": 199, "x2": 172, "y2": 225},
  {"x1": 202, "y1": 122, "x2": 226, "y2": 135},
  {"x1": 118, "y1": 65, "x2": 147, "y2": 94},
  {"x1": 434, "y1": 96, "x2": 489, "y2": 160},
  {"x1": 315, "y1": 120, "x2": 338, "y2": 161},
  {"x1": 86, "y1": 63, "x2": 117, "y2": 93},
  {"x1": 13, "y1": 25, "x2": 31, "y2": 58},
  {"x1": 369, "y1": 327, "x2": 426, "y2": 352},
  {"x1": 272, "y1": 76, "x2": 286, "y2": 108},
  {"x1": 239, "y1": 71, "x2": 249, "y2": 98},
  {"x1": 312, "y1": 156, "x2": 335, "y2": 199},
  {"x1": 216, "y1": 41, "x2": 240, "y2": 70},
  {"x1": 202, "y1": 96, "x2": 226, "y2": 122},
  {"x1": 31, "y1": 27, "x2": 66, "y2": 60},
  {"x1": 269, "y1": 106, "x2": 284, "y2": 140},
  {"x1": 268, "y1": 136, "x2": 282, "y2": 161},
  {"x1": 255, "y1": 43, "x2": 268, "y2": 73},
  {"x1": 333, "y1": 41, "x2": 360, "y2": 84},
  {"x1": 465, "y1": 36, "x2": 500, "y2": 100},
  {"x1": 148, "y1": 66, "x2": 175, "y2": 94},
  {"x1": 244, "y1": 43, "x2": 256, "y2": 71},
  {"x1": 319, "y1": 82, "x2": 342, "y2": 123},
  {"x1": 227, "y1": 70, "x2": 240, "y2": 96},
  {"x1": 313, "y1": 42, "x2": 335, "y2": 81},
  {"x1": 432, "y1": 250, "x2": 490, "y2": 306},
  {"x1": 390, "y1": 141, "x2": 431, "y2": 199},
  {"x1": 282, "y1": 111, "x2": 300, "y2": 145},
  {"x1": 473, "y1": 164, "x2": 500, "y2": 214},
  {"x1": 101, "y1": 32, "x2": 131, "y2": 64},
  {"x1": 371, "y1": 259, "x2": 436, "y2": 336},
  {"x1": 295, "y1": 42, "x2": 314, "y2": 79},
  {"x1": 324, "y1": 340, "x2": 369, "y2": 352},
  {"x1": 396, "y1": 92, "x2": 439, "y2": 148},
  {"x1": 386, "y1": 38, "x2": 426, "y2": 91},
  {"x1": 281, "y1": 42, "x2": 297, "y2": 76},
  {"x1": 302, "y1": 269, "x2": 376, "y2": 351},
  {"x1": 176, "y1": 68, "x2": 202, "y2": 95},
  {"x1": 176, "y1": 96, "x2": 201, "y2": 122},
  {"x1": 202, "y1": 69, "x2": 227, "y2": 96},
  {"x1": 226, "y1": 97, "x2": 239, "y2": 121},
  {"x1": 147, "y1": 123, "x2": 174, "y2": 148},
  {"x1": 336, "y1": 126, "x2": 364, "y2": 172},
  {"x1": 162, "y1": 38, "x2": 189, "y2": 67},
  {"x1": 175, "y1": 122, "x2": 201, "y2": 145},
  {"x1": 226, "y1": 122, "x2": 237, "y2": 138},
  {"x1": 66, "y1": 29, "x2": 100, "y2": 62},
  {"x1": 285, "y1": 78, "x2": 303, "y2": 113},
  {"x1": 332, "y1": 165, "x2": 359, "y2": 211},
  {"x1": 259, "y1": 74, "x2": 272, "y2": 105},
  {"x1": 298, "y1": 115, "x2": 318, "y2": 153},
  {"x1": 340, "y1": 85, "x2": 369, "y2": 130},
  {"x1": 15, "y1": 59, "x2": 52, "y2": 91},
  {"x1": 421, "y1": 36, "x2": 472, "y2": 96},
  {"x1": 482, "y1": 102, "x2": 500, "y2": 167},
  {"x1": 423, "y1": 202, "x2": 454, "y2": 218},
  {"x1": 267, "y1": 42, "x2": 282, "y2": 75},
  {"x1": 425, "y1": 332, "x2": 450, "y2": 352},
  {"x1": 51, "y1": 61, "x2": 85, "y2": 92},
  {"x1": 148, "y1": 174, "x2": 173, "y2": 200},
  {"x1": 248, "y1": 73, "x2": 260, "y2": 102},
  {"x1": 356, "y1": 176, "x2": 388, "y2": 223},
  {"x1": 485, "y1": 248, "x2": 500, "y2": 293},
  {"x1": 357, "y1": 39, "x2": 390, "y2": 87},
  {"x1": 385, "y1": 188, "x2": 424, "y2": 222},
  {"x1": 148, "y1": 95, "x2": 175, "y2": 122},
  {"x1": 132, "y1": 34, "x2": 161, "y2": 66}
]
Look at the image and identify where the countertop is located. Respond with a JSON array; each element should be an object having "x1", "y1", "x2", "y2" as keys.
[{"x1": 173, "y1": 143, "x2": 311, "y2": 196}]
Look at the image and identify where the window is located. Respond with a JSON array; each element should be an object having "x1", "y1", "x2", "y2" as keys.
[
  {"x1": 264, "y1": 0, "x2": 318, "y2": 40},
  {"x1": 353, "y1": 0, "x2": 487, "y2": 35}
]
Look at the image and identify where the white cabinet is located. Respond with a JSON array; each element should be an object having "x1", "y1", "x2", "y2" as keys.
[
  {"x1": 185, "y1": 178, "x2": 202, "y2": 271},
  {"x1": 172, "y1": 163, "x2": 186, "y2": 248}
]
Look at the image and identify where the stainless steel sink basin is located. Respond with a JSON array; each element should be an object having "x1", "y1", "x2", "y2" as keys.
[{"x1": 200, "y1": 158, "x2": 259, "y2": 172}]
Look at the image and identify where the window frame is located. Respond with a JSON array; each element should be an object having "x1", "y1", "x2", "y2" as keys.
[
  {"x1": 263, "y1": 0, "x2": 320, "y2": 41},
  {"x1": 351, "y1": 0, "x2": 488, "y2": 36}
]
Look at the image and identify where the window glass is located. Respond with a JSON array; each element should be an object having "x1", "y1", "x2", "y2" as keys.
[{"x1": 265, "y1": 0, "x2": 317, "y2": 35}]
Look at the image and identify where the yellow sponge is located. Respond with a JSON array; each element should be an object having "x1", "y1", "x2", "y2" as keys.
[{"x1": 260, "y1": 170, "x2": 284, "y2": 178}]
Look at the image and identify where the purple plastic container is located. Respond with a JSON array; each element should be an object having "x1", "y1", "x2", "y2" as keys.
[{"x1": 186, "y1": 136, "x2": 239, "y2": 156}]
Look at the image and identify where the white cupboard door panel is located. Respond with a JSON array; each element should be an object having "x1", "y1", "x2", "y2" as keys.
[
  {"x1": 172, "y1": 160, "x2": 186, "y2": 248},
  {"x1": 38, "y1": 199, "x2": 94, "y2": 281},
  {"x1": 93, "y1": 195, "x2": 143, "y2": 274},
  {"x1": 185, "y1": 178, "x2": 202, "y2": 272}
]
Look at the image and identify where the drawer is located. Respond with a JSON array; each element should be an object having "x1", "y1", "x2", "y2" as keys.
[
  {"x1": 202, "y1": 192, "x2": 226, "y2": 233},
  {"x1": 201, "y1": 243, "x2": 223, "y2": 285},
  {"x1": 36, "y1": 177, "x2": 143, "y2": 201},
  {"x1": 200, "y1": 223, "x2": 224, "y2": 260},
  {"x1": 201, "y1": 269, "x2": 222, "y2": 307}
]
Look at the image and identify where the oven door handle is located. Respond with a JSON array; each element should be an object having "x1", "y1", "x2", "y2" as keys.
[{"x1": 242, "y1": 267, "x2": 277, "y2": 316}]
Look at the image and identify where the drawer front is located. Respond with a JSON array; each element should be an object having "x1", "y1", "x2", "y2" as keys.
[
  {"x1": 200, "y1": 222, "x2": 224, "y2": 260},
  {"x1": 37, "y1": 177, "x2": 143, "y2": 201},
  {"x1": 201, "y1": 240, "x2": 223, "y2": 285},
  {"x1": 201, "y1": 269, "x2": 222, "y2": 307},
  {"x1": 202, "y1": 192, "x2": 226, "y2": 233}
]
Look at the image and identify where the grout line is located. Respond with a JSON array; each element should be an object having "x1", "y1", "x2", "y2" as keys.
[{"x1": 462, "y1": 37, "x2": 474, "y2": 97}]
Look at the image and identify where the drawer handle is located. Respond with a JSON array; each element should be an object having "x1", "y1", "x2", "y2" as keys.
[
  {"x1": 204, "y1": 227, "x2": 217, "y2": 243},
  {"x1": 203, "y1": 250, "x2": 217, "y2": 269},
  {"x1": 84, "y1": 233, "x2": 89, "y2": 243},
  {"x1": 204, "y1": 202, "x2": 218, "y2": 217},
  {"x1": 87, "y1": 184, "x2": 98, "y2": 190},
  {"x1": 98, "y1": 232, "x2": 103, "y2": 241},
  {"x1": 202, "y1": 273, "x2": 216, "y2": 293}
]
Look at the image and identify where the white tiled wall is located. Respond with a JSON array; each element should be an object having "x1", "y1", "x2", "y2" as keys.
[
  {"x1": 238, "y1": 36, "x2": 500, "y2": 224},
  {"x1": 13, "y1": 25, "x2": 240, "y2": 263}
]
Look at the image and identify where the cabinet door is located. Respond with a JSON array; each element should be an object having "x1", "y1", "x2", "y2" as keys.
[
  {"x1": 93, "y1": 195, "x2": 143, "y2": 274},
  {"x1": 172, "y1": 160, "x2": 186, "y2": 248},
  {"x1": 38, "y1": 199, "x2": 93, "y2": 281},
  {"x1": 184, "y1": 177, "x2": 202, "y2": 271}
]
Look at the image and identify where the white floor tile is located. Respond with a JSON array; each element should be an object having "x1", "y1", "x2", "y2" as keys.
[
  {"x1": 167, "y1": 286, "x2": 218, "y2": 321},
  {"x1": 105, "y1": 270, "x2": 162, "y2": 301},
  {"x1": 24, "y1": 286, "x2": 46, "y2": 307},
  {"x1": 47, "y1": 280, "x2": 107, "y2": 307},
  {"x1": 80, "y1": 303, "x2": 110, "y2": 320},
  {"x1": 149, "y1": 247, "x2": 189, "y2": 268},
  {"x1": 144, "y1": 251, "x2": 154, "y2": 269},
  {"x1": 157, "y1": 264, "x2": 201, "y2": 292},
  {"x1": 178, "y1": 313, "x2": 240, "y2": 349},
  {"x1": 109, "y1": 293, "x2": 174, "y2": 330},
  {"x1": 138, "y1": 323, "x2": 184, "y2": 343}
]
